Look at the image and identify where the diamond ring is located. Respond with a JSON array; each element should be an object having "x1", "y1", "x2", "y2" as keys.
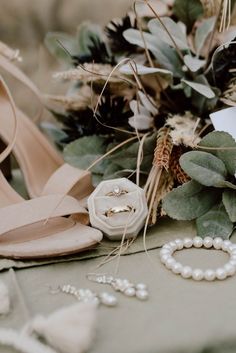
[{"x1": 106, "y1": 185, "x2": 128, "y2": 197}]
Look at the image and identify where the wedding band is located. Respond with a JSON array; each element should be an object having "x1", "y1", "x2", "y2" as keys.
[
  {"x1": 105, "y1": 205, "x2": 134, "y2": 217},
  {"x1": 106, "y1": 185, "x2": 128, "y2": 197}
]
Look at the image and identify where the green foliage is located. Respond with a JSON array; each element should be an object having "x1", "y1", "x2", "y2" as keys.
[
  {"x1": 179, "y1": 151, "x2": 227, "y2": 187},
  {"x1": 162, "y1": 181, "x2": 220, "y2": 220},
  {"x1": 45, "y1": 32, "x2": 79, "y2": 64},
  {"x1": 163, "y1": 131, "x2": 236, "y2": 238},
  {"x1": 196, "y1": 203, "x2": 233, "y2": 239},
  {"x1": 173, "y1": 0, "x2": 203, "y2": 32}
]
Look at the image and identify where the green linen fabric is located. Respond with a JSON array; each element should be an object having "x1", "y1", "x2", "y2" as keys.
[{"x1": 1, "y1": 246, "x2": 236, "y2": 353}]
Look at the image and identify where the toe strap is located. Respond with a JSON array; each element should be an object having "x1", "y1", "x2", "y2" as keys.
[
  {"x1": 0, "y1": 194, "x2": 87, "y2": 236},
  {"x1": 41, "y1": 163, "x2": 93, "y2": 199}
]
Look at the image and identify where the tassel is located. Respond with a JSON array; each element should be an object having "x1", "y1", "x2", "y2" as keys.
[
  {"x1": 24, "y1": 302, "x2": 97, "y2": 353},
  {"x1": 0, "y1": 329, "x2": 57, "y2": 353},
  {"x1": 0, "y1": 280, "x2": 10, "y2": 315}
]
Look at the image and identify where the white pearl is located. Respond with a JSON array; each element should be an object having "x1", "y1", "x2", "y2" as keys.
[
  {"x1": 175, "y1": 239, "x2": 184, "y2": 250},
  {"x1": 136, "y1": 283, "x2": 147, "y2": 291},
  {"x1": 136, "y1": 289, "x2": 148, "y2": 300},
  {"x1": 230, "y1": 255, "x2": 236, "y2": 261},
  {"x1": 222, "y1": 240, "x2": 231, "y2": 251},
  {"x1": 192, "y1": 269, "x2": 204, "y2": 281},
  {"x1": 216, "y1": 268, "x2": 227, "y2": 280},
  {"x1": 203, "y1": 237, "x2": 213, "y2": 248},
  {"x1": 100, "y1": 293, "x2": 118, "y2": 306},
  {"x1": 181, "y1": 266, "x2": 192, "y2": 278},
  {"x1": 160, "y1": 249, "x2": 171, "y2": 257},
  {"x1": 224, "y1": 263, "x2": 236, "y2": 276},
  {"x1": 183, "y1": 238, "x2": 193, "y2": 248},
  {"x1": 213, "y1": 237, "x2": 223, "y2": 250},
  {"x1": 160, "y1": 254, "x2": 170, "y2": 264},
  {"x1": 193, "y1": 236, "x2": 203, "y2": 248},
  {"x1": 204, "y1": 269, "x2": 216, "y2": 281},
  {"x1": 169, "y1": 241, "x2": 177, "y2": 250},
  {"x1": 165, "y1": 258, "x2": 176, "y2": 269},
  {"x1": 124, "y1": 287, "x2": 136, "y2": 297},
  {"x1": 229, "y1": 260, "x2": 236, "y2": 267},
  {"x1": 172, "y1": 263, "x2": 183, "y2": 274}
]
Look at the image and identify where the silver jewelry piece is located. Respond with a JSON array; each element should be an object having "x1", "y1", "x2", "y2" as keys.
[
  {"x1": 87, "y1": 273, "x2": 149, "y2": 301},
  {"x1": 50, "y1": 284, "x2": 118, "y2": 307}
]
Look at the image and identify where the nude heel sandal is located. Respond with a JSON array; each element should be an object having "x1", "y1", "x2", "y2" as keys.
[
  {"x1": 0, "y1": 80, "x2": 102, "y2": 259},
  {"x1": 0, "y1": 43, "x2": 93, "y2": 200},
  {"x1": 0, "y1": 138, "x2": 11, "y2": 180}
]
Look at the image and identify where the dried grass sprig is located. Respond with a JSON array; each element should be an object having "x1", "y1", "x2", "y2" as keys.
[
  {"x1": 153, "y1": 126, "x2": 173, "y2": 170},
  {"x1": 53, "y1": 64, "x2": 128, "y2": 84},
  {"x1": 44, "y1": 93, "x2": 91, "y2": 111},
  {"x1": 0, "y1": 41, "x2": 22, "y2": 62},
  {"x1": 170, "y1": 146, "x2": 190, "y2": 184}
]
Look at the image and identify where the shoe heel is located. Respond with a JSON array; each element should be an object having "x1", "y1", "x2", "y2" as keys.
[{"x1": 0, "y1": 138, "x2": 12, "y2": 180}]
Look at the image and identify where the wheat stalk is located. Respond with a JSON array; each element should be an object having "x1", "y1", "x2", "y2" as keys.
[
  {"x1": 153, "y1": 127, "x2": 173, "y2": 170},
  {"x1": 169, "y1": 146, "x2": 190, "y2": 184}
]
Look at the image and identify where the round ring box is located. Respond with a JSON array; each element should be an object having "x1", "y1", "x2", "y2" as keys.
[{"x1": 87, "y1": 178, "x2": 148, "y2": 240}]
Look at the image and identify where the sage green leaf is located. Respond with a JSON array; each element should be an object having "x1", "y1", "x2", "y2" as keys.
[
  {"x1": 196, "y1": 202, "x2": 233, "y2": 239},
  {"x1": 162, "y1": 180, "x2": 220, "y2": 220},
  {"x1": 217, "y1": 180, "x2": 236, "y2": 190},
  {"x1": 77, "y1": 22, "x2": 103, "y2": 55},
  {"x1": 198, "y1": 131, "x2": 236, "y2": 175},
  {"x1": 123, "y1": 29, "x2": 182, "y2": 76},
  {"x1": 183, "y1": 55, "x2": 206, "y2": 72},
  {"x1": 148, "y1": 17, "x2": 188, "y2": 50},
  {"x1": 45, "y1": 32, "x2": 78, "y2": 64},
  {"x1": 63, "y1": 135, "x2": 108, "y2": 174},
  {"x1": 182, "y1": 79, "x2": 215, "y2": 98},
  {"x1": 223, "y1": 190, "x2": 236, "y2": 222},
  {"x1": 180, "y1": 151, "x2": 227, "y2": 187},
  {"x1": 119, "y1": 63, "x2": 172, "y2": 76},
  {"x1": 195, "y1": 17, "x2": 215, "y2": 56},
  {"x1": 40, "y1": 122, "x2": 67, "y2": 148},
  {"x1": 109, "y1": 133, "x2": 156, "y2": 171},
  {"x1": 173, "y1": 0, "x2": 203, "y2": 32}
]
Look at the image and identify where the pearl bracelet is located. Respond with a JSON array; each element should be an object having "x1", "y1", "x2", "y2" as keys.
[{"x1": 160, "y1": 236, "x2": 236, "y2": 281}]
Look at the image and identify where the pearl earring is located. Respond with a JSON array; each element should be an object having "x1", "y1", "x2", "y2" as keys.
[
  {"x1": 50, "y1": 284, "x2": 118, "y2": 307},
  {"x1": 87, "y1": 273, "x2": 149, "y2": 300}
]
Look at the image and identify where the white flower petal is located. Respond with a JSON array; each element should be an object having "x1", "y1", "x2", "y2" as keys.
[{"x1": 128, "y1": 115, "x2": 153, "y2": 130}]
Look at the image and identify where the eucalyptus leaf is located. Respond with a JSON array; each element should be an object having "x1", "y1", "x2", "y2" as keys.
[
  {"x1": 180, "y1": 151, "x2": 227, "y2": 187},
  {"x1": 223, "y1": 190, "x2": 236, "y2": 222},
  {"x1": 182, "y1": 79, "x2": 215, "y2": 98},
  {"x1": 63, "y1": 135, "x2": 108, "y2": 175},
  {"x1": 77, "y1": 22, "x2": 103, "y2": 55},
  {"x1": 162, "y1": 180, "x2": 220, "y2": 220},
  {"x1": 123, "y1": 29, "x2": 182, "y2": 76},
  {"x1": 45, "y1": 32, "x2": 79, "y2": 64},
  {"x1": 119, "y1": 63, "x2": 172, "y2": 77},
  {"x1": 217, "y1": 180, "x2": 236, "y2": 190},
  {"x1": 198, "y1": 131, "x2": 236, "y2": 175},
  {"x1": 196, "y1": 202, "x2": 233, "y2": 239},
  {"x1": 173, "y1": 0, "x2": 203, "y2": 32},
  {"x1": 40, "y1": 122, "x2": 67, "y2": 148},
  {"x1": 184, "y1": 55, "x2": 206, "y2": 72},
  {"x1": 195, "y1": 17, "x2": 215, "y2": 56},
  {"x1": 109, "y1": 133, "x2": 156, "y2": 171},
  {"x1": 148, "y1": 17, "x2": 188, "y2": 50}
]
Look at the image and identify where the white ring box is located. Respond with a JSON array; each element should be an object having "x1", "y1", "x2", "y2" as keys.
[{"x1": 88, "y1": 178, "x2": 148, "y2": 240}]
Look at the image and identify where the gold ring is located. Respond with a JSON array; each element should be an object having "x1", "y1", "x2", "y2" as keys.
[
  {"x1": 106, "y1": 185, "x2": 128, "y2": 197},
  {"x1": 105, "y1": 205, "x2": 134, "y2": 217}
]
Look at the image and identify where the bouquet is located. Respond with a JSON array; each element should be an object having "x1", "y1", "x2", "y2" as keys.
[{"x1": 44, "y1": 0, "x2": 236, "y2": 238}]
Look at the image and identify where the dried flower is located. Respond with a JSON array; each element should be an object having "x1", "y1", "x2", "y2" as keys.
[
  {"x1": 169, "y1": 146, "x2": 191, "y2": 184},
  {"x1": 153, "y1": 127, "x2": 173, "y2": 170},
  {"x1": 166, "y1": 112, "x2": 201, "y2": 147}
]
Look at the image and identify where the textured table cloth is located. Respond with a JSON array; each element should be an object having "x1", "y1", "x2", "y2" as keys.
[{"x1": 1, "y1": 172, "x2": 236, "y2": 353}]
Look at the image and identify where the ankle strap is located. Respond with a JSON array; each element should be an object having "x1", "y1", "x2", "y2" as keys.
[
  {"x1": 0, "y1": 77, "x2": 18, "y2": 164},
  {"x1": 0, "y1": 43, "x2": 44, "y2": 122}
]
